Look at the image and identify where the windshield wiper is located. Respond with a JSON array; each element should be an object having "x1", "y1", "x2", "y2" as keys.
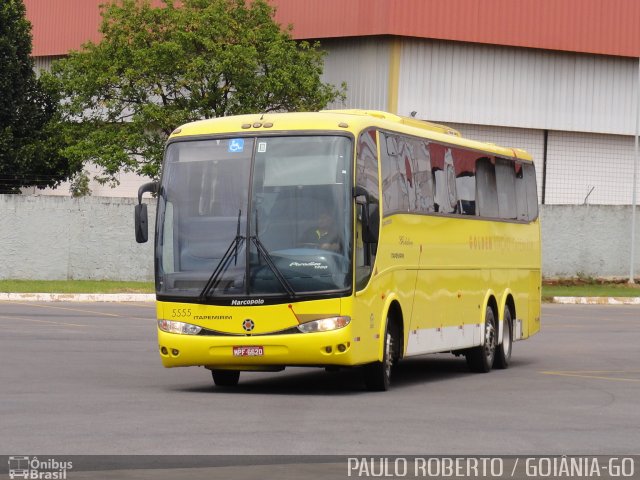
[
  {"x1": 250, "y1": 209, "x2": 296, "y2": 298},
  {"x1": 199, "y1": 210, "x2": 245, "y2": 300},
  {"x1": 199, "y1": 209, "x2": 296, "y2": 300},
  {"x1": 250, "y1": 235, "x2": 296, "y2": 298}
]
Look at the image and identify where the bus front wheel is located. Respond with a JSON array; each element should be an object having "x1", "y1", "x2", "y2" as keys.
[
  {"x1": 211, "y1": 369, "x2": 240, "y2": 387},
  {"x1": 465, "y1": 306, "x2": 497, "y2": 373},
  {"x1": 363, "y1": 319, "x2": 397, "y2": 391}
]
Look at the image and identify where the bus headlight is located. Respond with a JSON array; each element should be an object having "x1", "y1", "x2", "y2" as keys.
[
  {"x1": 297, "y1": 316, "x2": 350, "y2": 333},
  {"x1": 158, "y1": 319, "x2": 202, "y2": 335}
]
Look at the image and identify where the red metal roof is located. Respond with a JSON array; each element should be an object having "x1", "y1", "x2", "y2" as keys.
[{"x1": 25, "y1": 0, "x2": 640, "y2": 58}]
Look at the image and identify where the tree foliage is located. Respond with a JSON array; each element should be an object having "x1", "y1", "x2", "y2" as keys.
[
  {"x1": 0, "y1": 0, "x2": 77, "y2": 193},
  {"x1": 48, "y1": 0, "x2": 346, "y2": 183}
]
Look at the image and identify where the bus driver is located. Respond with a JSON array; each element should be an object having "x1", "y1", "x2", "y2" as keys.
[{"x1": 300, "y1": 205, "x2": 341, "y2": 251}]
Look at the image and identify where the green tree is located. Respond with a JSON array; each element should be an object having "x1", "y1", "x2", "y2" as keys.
[
  {"x1": 0, "y1": 0, "x2": 77, "y2": 193},
  {"x1": 48, "y1": 0, "x2": 345, "y2": 184}
]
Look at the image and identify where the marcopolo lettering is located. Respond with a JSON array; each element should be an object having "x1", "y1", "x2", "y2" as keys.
[{"x1": 231, "y1": 299, "x2": 265, "y2": 306}]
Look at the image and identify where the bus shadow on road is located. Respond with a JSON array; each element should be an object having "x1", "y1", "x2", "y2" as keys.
[{"x1": 170, "y1": 354, "x2": 507, "y2": 395}]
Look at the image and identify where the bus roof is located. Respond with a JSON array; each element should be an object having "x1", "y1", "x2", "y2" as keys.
[{"x1": 170, "y1": 109, "x2": 533, "y2": 162}]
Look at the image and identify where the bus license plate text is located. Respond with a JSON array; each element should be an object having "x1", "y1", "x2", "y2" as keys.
[{"x1": 233, "y1": 346, "x2": 264, "y2": 357}]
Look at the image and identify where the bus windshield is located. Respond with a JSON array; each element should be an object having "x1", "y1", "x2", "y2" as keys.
[{"x1": 156, "y1": 135, "x2": 353, "y2": 300}]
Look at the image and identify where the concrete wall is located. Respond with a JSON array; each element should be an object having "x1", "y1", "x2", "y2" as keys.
[
  {"x1": 541, "y1": 205, "x2": 640, "y2": 279},
  {"x1": 0, "y1": 195, "x2": 155, "y2": 281},
  {"x1": 1, "y1": 195, "x2": 639, "y2": 281}
]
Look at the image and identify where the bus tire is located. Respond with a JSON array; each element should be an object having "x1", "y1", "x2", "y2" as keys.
[
  {"x1": 363, "y1": 318, "x2": 396, "y2": 391},
  {"x1": 465, "y1": 306, "x2": 497, "y2": 373},
  {"x1": 494, "y1": 306, "x2": 513, "y2": 369},
  {"x1": 211, "y1": 369, "x2": 240, "y2": 387}
]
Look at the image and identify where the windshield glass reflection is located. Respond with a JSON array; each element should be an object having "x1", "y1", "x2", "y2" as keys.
[{"x1": 156, "y1": 135, "x2": 352, "y2": 299}]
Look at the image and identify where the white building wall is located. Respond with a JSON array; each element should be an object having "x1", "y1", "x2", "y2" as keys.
[
  {"x1": 33, "y1": 55, "x2": 60, "y2": 73},
  {"x1": 546, "y1": 131, "x2": 638, "y2": 205},
  {"x1": 26, "y1": 163, "x2": 148, "y2": 198},
  {"x1": 398, "y1": 39, "x2": 638, "y2": 136},
  {"x1": 320, "y1": 37, "x2": 390, "y2": 111},
  {"x1": 319, "y1": 37, "x2": 638, "y2": 205},
  {"x1": 30, "y1": 39, "x2": 639, "y2": 204}
]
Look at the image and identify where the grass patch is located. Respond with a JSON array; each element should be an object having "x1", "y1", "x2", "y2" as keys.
[
  {"x1": 542, "y1": 279, "x2": 640, "y2": 301},
  {"x1": 2, "y1": 279, "x2": 639, "y2": 298},
  {"x1": 0, "y1": 280, "x2": 154, "y2": 294}
]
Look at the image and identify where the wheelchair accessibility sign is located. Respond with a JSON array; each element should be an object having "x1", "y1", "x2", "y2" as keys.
[{"x1": 228, "y1": 138, "x2": 244, "y2": 153}]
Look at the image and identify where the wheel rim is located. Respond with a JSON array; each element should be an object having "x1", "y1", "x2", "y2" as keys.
[
  {"x1": 503, "y1": 315, "x2": 512, "y2": 358},
  {"x1": 383, "y1": 330, "x2": 393, "y2": 381},
  {"x1": 484, "y1": 314, "x2": 496, "y2": 363}
]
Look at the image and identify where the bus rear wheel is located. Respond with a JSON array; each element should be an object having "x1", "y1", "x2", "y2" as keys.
[
  {"x1": 494, "y1": 306, "x2": 513, "y2": 369},
  {"x1": 363, "y1": 319, "x2": 397, "y2": 391},
  {"x1": 465, "y1": 306, "x2": 497, "y2": 373},
  {"x1": 211, "y1": 369, "x2": 240, "y2": 387}
]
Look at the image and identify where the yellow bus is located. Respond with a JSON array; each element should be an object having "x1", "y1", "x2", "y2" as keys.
[{"x1": 135, "y1": 109, "x2": 541, "y2": 391}]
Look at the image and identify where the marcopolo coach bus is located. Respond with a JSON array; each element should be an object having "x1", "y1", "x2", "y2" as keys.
[{"x1": 135, "y1": 109, "x2": 541, "y2": 391}]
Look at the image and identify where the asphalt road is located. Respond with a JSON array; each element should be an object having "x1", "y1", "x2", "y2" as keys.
[{"x1": 1, "y1": 302, "x2": 639, "y2": 458}]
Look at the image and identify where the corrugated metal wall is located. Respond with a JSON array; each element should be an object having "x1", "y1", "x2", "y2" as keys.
[
  {"x1": 398, "y1": 38, "x2": 639, "y2": 136},
  {"x1": 545, "y1": 131, "x2": 638, "y2": 205},
  {"x1": 33, "y1": 56, "x2": 60, "y2": 74},
  {"x1": 320, "y1": 38, "x2": 390, "y2": 111}
]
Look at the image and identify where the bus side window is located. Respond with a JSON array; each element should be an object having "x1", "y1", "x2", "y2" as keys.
[
  {"x1": 476, "y1": 157, "x2": 499, "y2": 218},
  {"x1": 515, "y1": 162, "x2": 538, "y2": 222},
  {"x1": 355, "y1": 128, "x2": 380, "y2": 290},
  {"x1": 452, "y1": 147, "x2": 477, "y2": 216},
  {"x1": 495, "y1": 157, "x2": 517, "y2": 220},
  {"x1": 523, "y1": 163, "x2": 539, "y2": 221},
  {"x1": 380, "y1": 133, "x2": 406, "y2": 214},
  {"x1": 514, "y1": 163, "x2": 528, "y2": 220},
  {"x1": 382, "y1": 133, "x2": 436, "y2": 214},
  {"x1": 411, "y1": 139, "x2": 435, "y2": 213}
]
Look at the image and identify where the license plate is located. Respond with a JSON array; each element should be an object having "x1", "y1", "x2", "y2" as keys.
[{"x1": 233, "y1": 346, "x2": 264, "y2": 357}]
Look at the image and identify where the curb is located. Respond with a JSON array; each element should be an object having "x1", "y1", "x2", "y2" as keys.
[
  {"x1": 0, "y1": 293, "x2": 155, "y2": 302},
  {"x1": 551, "y1": 296, "x2": 640, "y2": 305}
]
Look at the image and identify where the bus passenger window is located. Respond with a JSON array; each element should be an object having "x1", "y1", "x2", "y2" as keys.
[
  {"x1": 514, "y1": 163, "x2": 528, "y2": 220},
  {"x1": 523, "y1": 163, "x2": 539, "y2": 221},
  {"x1": 476, "y1": 157, "x2": 499, "y2": 218},
  {"x1": 430, "y1": 144, "x2": 458, "y2": 214},
  {"x1": 495, "y1": 158, "x2": 517, "y2": 220},
  {"x1": 515, "y1": 162, "x2": 538, "y2": 221},
  {"x1": 355, "y1": 128, "x2": 380, "y2": 290},
  {"x1": 452, "y1": 148, "x2": 477, "y2": 216},
  {"x1": 381, "y1": 133, "x2": 409, "y2": 214},
  {"x1": 412, "y1": 139, "x2": 435, "y2": 213}
]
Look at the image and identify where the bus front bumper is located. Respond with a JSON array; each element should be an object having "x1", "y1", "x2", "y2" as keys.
[{"x1": 157, "y1": 326, "x2": 361, "y2": 369}]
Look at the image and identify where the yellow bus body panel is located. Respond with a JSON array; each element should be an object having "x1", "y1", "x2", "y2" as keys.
[
  {"x1": 157, "y1": 298, "x2": 381, "y2": 368},
  {"x1": 157, "y1": 110, "x2": 541, "y2": 371}
]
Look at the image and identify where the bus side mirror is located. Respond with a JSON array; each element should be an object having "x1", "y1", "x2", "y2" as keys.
[
  {"x1": 135, "y1": 204, "x2": 148, "y2": 243},
  {"x1": 135, "y1": 181, "x2": 158, "y2": 244}
]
